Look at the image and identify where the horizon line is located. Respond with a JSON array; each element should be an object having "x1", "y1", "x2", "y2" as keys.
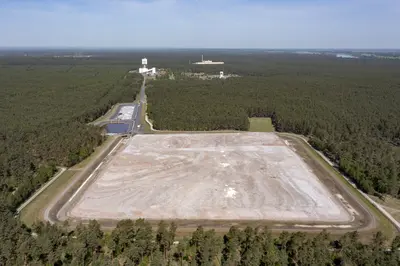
[{"x1": 1, "y1": 47, "x2": 399, "y2": 51}]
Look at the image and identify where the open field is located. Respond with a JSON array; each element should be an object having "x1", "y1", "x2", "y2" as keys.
[
  {"x1": 42, "y1": 131, "x2": 390, "y2": 241},
  {"x1": 142, "y1": 103, "x2": 153, "y2": 134},
  {"x1": 65, "y1": 132, "x2": 352, "y2": 224},
  {"x1": 249, "y1": 117, "x2": 275, "y2": 132}
]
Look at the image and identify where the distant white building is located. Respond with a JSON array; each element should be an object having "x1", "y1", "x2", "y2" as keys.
[
  {"x1": 194, "y1": 55, "x2": 224, "y2": 65},
  {"x1": 336, "y1": 53, "x2": 358, "y2": 59},
  {"x1": 139, "y1": 58, "x2": 157, "y2": 75},
  {"x1": 139, "y1": 67, "x2": 156, "y2": 74}
]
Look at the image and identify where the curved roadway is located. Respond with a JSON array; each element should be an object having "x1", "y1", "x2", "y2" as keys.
[{"x1": 281, "y1": 133, "x2": 400, "y2": 232}]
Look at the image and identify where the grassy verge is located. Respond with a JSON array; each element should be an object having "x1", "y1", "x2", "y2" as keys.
[
  {"x1": 20, "y1": 170, "x2": 77, "y2": 226},
  {"x1": 19, "y1": 135, "x2": 121, "y2": 226},
  {"x1": 142, "y1": 103, "x2": 153, "y2": 134},
  {"x1": 135, "y1": 93, "x2": 141, "y2": 103},
  {"x1": 249, "y1": 117, "x2": 275, "y2": 132},
  {"x1": 279, "y1": 133, "x2": 396, "y2": 240}
]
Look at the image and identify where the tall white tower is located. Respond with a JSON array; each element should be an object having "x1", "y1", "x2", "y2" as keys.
[
  {"x1": 139, "y1": 58, "x2": 148, "y2": 74},
  {"x1": 142, "y1": 58, "x2": 148, "y2": 68}
]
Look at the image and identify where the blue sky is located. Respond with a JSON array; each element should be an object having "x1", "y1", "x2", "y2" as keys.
[{"x1": 0, "y1": 0, "x2": 399, "y2": 48}]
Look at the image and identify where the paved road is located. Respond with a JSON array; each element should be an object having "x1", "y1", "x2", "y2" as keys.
[
  {"x1": 130, "y1": 76, "x2": 146, "y2": 135},
  {"x1": 130, "y1": 103, "x2": 142, "y2": 134},
  {"x1": 94, "y1": 76, "x2": 146, "y2": 135}
]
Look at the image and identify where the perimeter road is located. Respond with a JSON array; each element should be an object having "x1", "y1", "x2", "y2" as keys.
[
  {"x1": 44, "y1": 137, "x2": 123, "y2": 224},
  {"x1": 131, "y1": 76, "x2": 146, "y2": 134},
  {"x1": 18, "y1": 74, "x2": 144, "y2": 222},
  {"x1": 17, "y1": 167, "x2": 67, "y2": 213},
  {"x1": 280, "y1": 132, "x2": 400, "y2": 232},
  {"x1": 34, "y1": 75, "x2": 398, "y2": 235},
  {"x1": 49, "y1": 132, "x2": 377, "y2": 235},
  {"x1": 67, "y1": 138, "x2": 123, "y2": 204}
]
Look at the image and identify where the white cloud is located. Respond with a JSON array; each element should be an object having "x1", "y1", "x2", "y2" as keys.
[{"x1": 0, "y1": 0, "x2": 399, "y2": 48}]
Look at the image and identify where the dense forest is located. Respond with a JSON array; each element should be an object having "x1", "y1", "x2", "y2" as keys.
[
  {"x1": 0, "y1": 58, "x2": 142, "y2": 210},
  {"x1": 1, "y1": 52, "x2": 400, "y2": 265},
  {"x1": 0, "y1": 212, "x2": 399, "y2": 265},
  {"x1": 147, "y1": 56, "x2": 400, "y2": 198}
]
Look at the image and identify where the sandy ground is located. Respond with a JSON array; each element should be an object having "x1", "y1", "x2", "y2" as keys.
[
  {"x1": 68, "y1": 132, "x2": 351, "y2": 223},
  {"x1": 115, "y1": 105, "x2": 135, "y2": 120}
]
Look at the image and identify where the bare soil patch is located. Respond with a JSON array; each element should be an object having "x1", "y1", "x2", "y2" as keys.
[{"x1": 67, "y1": 133, "x2": 352, "y2": 224}]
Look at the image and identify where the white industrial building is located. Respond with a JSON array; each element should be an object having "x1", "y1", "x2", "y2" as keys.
[
  {"x1": 139, "y1": 58, "x2": 157, "y2": 75},
  {"x1": 193, "y1": 55, "x2": 224, "y2": 65}
]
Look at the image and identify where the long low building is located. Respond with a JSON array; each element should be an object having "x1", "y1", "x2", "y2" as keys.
[
  {"x1": 193, "y1": 60, "x2": 224, "y2": 65},
  {"x1": 193, "y1": 55, "x2": 224, "y2": 64},
  {"x1": 139, "y1": 67, "x2": 156, "y2": 74}
]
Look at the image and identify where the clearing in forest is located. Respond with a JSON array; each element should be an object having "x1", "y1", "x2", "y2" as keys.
[
  {"x1": 249, "y1": 117, "x2": 275, "y2": 132},
  {"x1": 66, "y1": 132, "x2": 351, "y2": 223}
]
